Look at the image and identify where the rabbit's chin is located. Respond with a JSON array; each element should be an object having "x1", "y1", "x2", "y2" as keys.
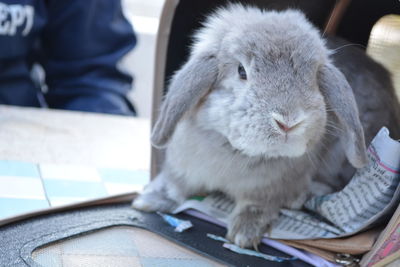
[{"x1": 228, "y1": 138, "x2": 308, "y2": 159}]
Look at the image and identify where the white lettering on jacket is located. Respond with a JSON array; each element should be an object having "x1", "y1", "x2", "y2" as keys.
[{"x1": 0, "y1": 3, "x2": 34, "y2": 36}]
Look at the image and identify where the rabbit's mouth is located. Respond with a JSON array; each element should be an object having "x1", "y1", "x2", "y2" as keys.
[{"x1": 225, "y1": 133, "x2": 309, "y2": 158}]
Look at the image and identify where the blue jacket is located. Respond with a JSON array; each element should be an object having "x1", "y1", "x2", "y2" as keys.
[{"x1": 0, "y1": 0, "x2": 136, "y2": 115}]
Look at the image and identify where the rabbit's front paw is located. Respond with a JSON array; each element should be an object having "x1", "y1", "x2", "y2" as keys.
[
  {"x1": 227, "y1": 216, "x2": 266, "y2": 248},
  {"x1": 226, "y1": 205, "x2": 276, "y2": 248},
  {"x1": 132, "y1": 191, "x2": 179, "y2": 213}
]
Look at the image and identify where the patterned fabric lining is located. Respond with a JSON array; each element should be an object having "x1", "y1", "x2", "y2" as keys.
[{"x1": 32, "y1": 226, "x2": 224, "y2": 267}]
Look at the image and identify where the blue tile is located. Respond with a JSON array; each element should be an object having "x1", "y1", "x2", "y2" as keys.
[
  {"x1": 0, "y1": 198, "x2": 49, "y2": 218},
  {"x1": 0, "y1": 161, "x2": 40, "y2": 178},
  {"x1": 43, "y1": 180, "x2": 107, "y2": 198},
  {"x1": 141, "y1": 258, "x2": 214, "y2": 267},
  {"x1": 98, "y1": 169, "x2": 149, "y2": 185}
]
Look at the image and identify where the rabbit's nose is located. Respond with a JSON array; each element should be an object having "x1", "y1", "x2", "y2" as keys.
[
  {"x1": 275, "y1": 119, "x2": 292, "y2": 132},
  {"x1": 272, "y1": 113, "x2": 303, "y2": 133}
]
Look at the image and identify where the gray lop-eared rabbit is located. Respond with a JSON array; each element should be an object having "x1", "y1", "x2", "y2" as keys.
[{"x1": 133, "y1": 5, "x2": 400, "y2": 247}]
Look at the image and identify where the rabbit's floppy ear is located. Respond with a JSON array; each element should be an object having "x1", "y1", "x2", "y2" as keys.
[
  {"x1": 151, "y1": 53, "x2": 218, "y2": 148},
  {"x1": 318, "y1": 63, "x2": 368, "y2": 168}
]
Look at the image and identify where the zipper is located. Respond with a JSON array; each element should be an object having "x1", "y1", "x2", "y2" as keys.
[{"x1": 334, "y1": 253, "x2": 360, "y2": 267}]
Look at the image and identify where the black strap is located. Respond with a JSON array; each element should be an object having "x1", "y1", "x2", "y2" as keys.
[{"x1": 0, "y1": 203, "x2": 310, "y2": 267}]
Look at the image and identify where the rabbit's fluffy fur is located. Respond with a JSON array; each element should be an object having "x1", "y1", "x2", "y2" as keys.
[{"x1": 133, "y1": 4, "x2": 400, "y2": 247}]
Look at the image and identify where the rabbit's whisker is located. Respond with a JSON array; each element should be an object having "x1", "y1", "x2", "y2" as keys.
[
  {"x1": 306, "y1": 151, "x2": 318, "y2": 170},
  {"x1": 330, "y1": 43, "x2": 366, "y2": 54}
]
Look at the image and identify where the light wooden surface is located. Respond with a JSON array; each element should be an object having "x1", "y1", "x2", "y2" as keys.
[
  {"x1": 0, "y1": 105, "x2": 151, "y2": 171},
  {"x1": 367, "y1": 15, "x2": 400, "y2": 100}
]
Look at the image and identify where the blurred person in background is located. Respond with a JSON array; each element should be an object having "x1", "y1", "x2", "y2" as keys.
[{"x1": 0, "y1": 0, "x2": 136, "y2": 115}]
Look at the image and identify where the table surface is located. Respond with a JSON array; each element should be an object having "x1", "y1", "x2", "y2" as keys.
[
  {"x1": 0, "y1": 105, "x2": 151, "y2": 170},
  {"x1": 0, "y1": 105, "x2": 151, "y2": 221}
]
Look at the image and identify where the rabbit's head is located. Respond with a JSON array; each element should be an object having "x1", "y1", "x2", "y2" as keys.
[{"x1": 152, "y1": 5, "x2": 367, "y2": 168}]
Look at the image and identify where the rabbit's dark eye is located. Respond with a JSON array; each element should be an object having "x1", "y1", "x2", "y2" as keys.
[{"x1": 238, "y1": 64, "x2": 247, "y2": 80}]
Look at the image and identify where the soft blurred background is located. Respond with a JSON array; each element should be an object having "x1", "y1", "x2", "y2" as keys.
[{"x1": 122, "y1": 0, "x2": 165, "y2": 119}]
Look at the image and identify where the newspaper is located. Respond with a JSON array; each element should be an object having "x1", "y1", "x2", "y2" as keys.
[{"x1": 173, "y1": 127, "x2": 400, "y2": 240}]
